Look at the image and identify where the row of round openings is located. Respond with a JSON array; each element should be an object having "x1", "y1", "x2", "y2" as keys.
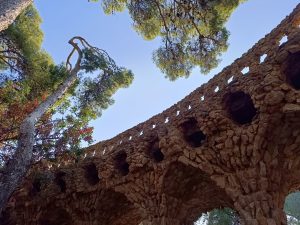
[
  {"x1": 91, "y1": 44, "x2": 284, "y2": 157},
  {"x1": 57, "y1": 93, "x2": 258, "y2": 182},
  {"x1": 32, "y1": 164, "x2": 100, "y2": 197},
  {"x1": 92, "y1": 68, "x2": 263, "y2": 158}
]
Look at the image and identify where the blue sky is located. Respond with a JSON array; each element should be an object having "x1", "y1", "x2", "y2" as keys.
[{"x1": 35, "y1": 0, "x2": 299, "y2": 143}]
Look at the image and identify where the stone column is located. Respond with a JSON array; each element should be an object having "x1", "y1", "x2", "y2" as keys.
[
  {"x1": 234, "y1": 191, "x2": 287, "y2": 225},
  {"x1": 114, "y1": 169, "x2": 183, "y2": 225},
  {"x1": 218, "y1": 167, "x2": 288, "y2": 225}
]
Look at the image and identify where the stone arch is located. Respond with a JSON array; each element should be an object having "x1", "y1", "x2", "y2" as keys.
[
  {"x1": 161, "y1": 162, "x2": 233, "y2": 224},
  {"x1": 71, "y1": 188, "x2": 143, "y2": 225}
]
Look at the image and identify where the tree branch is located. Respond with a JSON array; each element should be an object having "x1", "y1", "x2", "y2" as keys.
[{"x1": 0, "y1": 36, "x2": 90, "y2": 213}]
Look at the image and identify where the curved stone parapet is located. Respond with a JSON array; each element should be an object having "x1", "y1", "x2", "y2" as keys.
[{"x1": 2, "y1": 4, "x2": 300, "y2": 225}]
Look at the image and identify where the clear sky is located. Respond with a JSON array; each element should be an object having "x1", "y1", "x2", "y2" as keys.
[{"x1": 34, "y1": 0, "x2": 299, "y2": 143}]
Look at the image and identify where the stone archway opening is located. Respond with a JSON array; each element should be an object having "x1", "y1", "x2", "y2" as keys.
[
  {"x1": 148, "y1": 138, "x2": 164, "y2": 162},
  {"x1": 114, "y1": 151, "x2": 129, "y2": 176},
  {"x1": 83, "y1": 163, "x2": 100, "y2": 186},
  {"x1": 180, "y1": 118, "x2": 206, "y2": 148},
  {"x1": 162, "y1": 162, "x2": 234, "y2": 224},
  {"x1": 224, "y1": 91, "x2": 257, "y2": 125},
  {"x1": 282, "y1": 51, "x2": 300, "y2": 90},
  {"x1": 71, "y1": 188, "x2": 143, "y2": 225}
]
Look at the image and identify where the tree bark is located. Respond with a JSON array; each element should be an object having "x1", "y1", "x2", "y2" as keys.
[
  {"x1": 0, "y1": 38, "x2": 83, "y2": 214},
  {"x1": 0, "y1": 0, "x2": 33, "y2": 32}
]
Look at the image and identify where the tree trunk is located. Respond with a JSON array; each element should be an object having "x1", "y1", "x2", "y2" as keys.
[
  {"x1": 0, "y1": 0, "x2": 33, "y2": 32},
  {"x1": 0, "y1": 37, "x2": 83, "y2": 213}
]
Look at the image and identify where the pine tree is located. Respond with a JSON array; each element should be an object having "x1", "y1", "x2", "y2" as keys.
[{"x1": 92, "y1": 0, "x2": 245, "y2": 80}]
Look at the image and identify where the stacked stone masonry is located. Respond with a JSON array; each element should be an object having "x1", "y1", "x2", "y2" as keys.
[{"x1": 1, "y1": 4, "x2": 300, "y2": 225}]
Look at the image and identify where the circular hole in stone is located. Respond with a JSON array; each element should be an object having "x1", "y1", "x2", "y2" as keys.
[
  {"x1": 83, "y1": 163, "x2": 100, "y2": 186},
  {"x1": 224, "y1": 91, "x2": 257, "y2": 125},
  {"x1": 282, "y1": 51, "x2": 300, "y2": 90},
  {"x1": 30, "y1": 177, "x2": 42, "y2": 196},
  {"x1": 114, "y1": 151, "x2": 129, "y2": 176},
  {"x1": 149, "y1": 138, "x2": 164, "y2": 163},
  {"x1": 54, "y1": 171, "x2": 67, "y2": 193},
  {"x1": 180, "y1": 118, "x2": 206, "y2": 148}
]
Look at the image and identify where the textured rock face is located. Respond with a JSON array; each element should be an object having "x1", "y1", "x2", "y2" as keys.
[{"x1": 2, "y1": 4, "x2": 300, "y2": 225}]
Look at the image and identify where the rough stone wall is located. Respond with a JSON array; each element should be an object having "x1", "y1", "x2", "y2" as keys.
[{"x1": 2, "y1": 4, "x2": 300, "y2": 225}]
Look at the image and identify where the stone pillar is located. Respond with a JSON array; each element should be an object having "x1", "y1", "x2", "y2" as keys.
[
  {"x1": 234, "y1": 191, "x2": 287, "y2": 225},
  {"x1": 114, "y1": 169, "x2": 184, "y2": 225}
]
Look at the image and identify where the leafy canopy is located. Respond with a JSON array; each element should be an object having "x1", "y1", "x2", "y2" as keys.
[
  {"x1": 92, "y1": 0, "x2": 245, "y2": 80},
  {"x1": 0, "y1": 5, "x2": 133, "y2": 163}
]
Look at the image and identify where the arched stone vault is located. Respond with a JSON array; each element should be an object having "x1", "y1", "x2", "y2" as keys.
[{"x1": 2, "y1": 4, "x2": 300, "y2": 225}]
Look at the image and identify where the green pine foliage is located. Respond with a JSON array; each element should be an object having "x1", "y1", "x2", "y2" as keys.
[
  {"x1": 285, "y1": 192, "x2": 300, "y2": 224},
  {"x1": 91, "y1": 0, "x2": 245, "y2": 80},
  {"x1": 200, "y1": 208, "x2": 240, "y2": 225}
]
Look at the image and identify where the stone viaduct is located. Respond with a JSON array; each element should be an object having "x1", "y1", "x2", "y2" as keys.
[{"x1": 1, "y1": 4, "x2": 300, "y2": 225}]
